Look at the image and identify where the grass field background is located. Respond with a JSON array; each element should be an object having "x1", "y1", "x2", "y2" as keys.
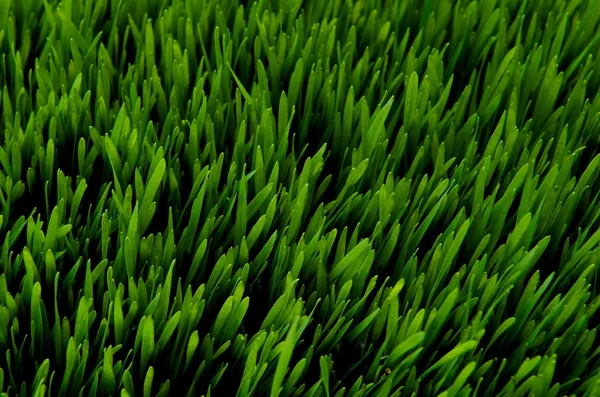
[{"x1": 1, "y1": 0, "x2": 600, "y2": 396}]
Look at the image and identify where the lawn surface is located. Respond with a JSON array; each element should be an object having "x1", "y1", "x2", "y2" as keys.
[{"x1": 1, "y1": 0, "x2": 600, "y2": 396}]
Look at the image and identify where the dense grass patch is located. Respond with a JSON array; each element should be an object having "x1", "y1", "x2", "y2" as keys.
[{"x1": 2, "y1": 0, "x2": 600, "y2": 395}]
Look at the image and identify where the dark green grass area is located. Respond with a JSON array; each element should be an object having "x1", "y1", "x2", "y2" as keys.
[{"x1": 2, "y1": 0, "x2": 600, "y2": 396}]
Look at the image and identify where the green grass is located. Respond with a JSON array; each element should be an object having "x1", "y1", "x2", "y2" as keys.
[{"x1": 1, "y1": 0, "x2": 600, "y2": 396}]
